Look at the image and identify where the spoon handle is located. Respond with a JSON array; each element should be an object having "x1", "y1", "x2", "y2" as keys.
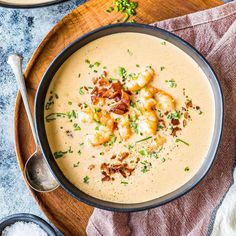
[{"x1": 8, "y1": 53, "x2": 39, "y2": 148}]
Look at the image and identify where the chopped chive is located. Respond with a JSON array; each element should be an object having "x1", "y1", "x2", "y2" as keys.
[
  {"x1": 83, "y1": 176, "x2": 89, "y2": 184},
  {"x1": 73, "y1": 161, "x2": 80, "y2": 167},
  {"x1": 184, "y1": 166, "x2": 190, "y2": 171},
  {"x1": 136, "y1": 136, "x2": 152, "y2": 144},
  {"x1": 136, "y1": 64, "x2": 140, "y2": 67},
  {"x1": 139, "y1": 150, "x2": 147, "y2": 156},
  {"x1": 165, "y1": 79, "x2": 177, "y2": 88},
  {"x1": 127, "y1": 49, "x2": 133, "y2": 56},
  {"x1": 68, "y1": 101, "x2": 72, "y2": 105},
  {"x1": 106, "y1": 6, "x2": 114, "y2": 13},
  {"x1": 121, "y1": 181, "x2": 128, "y2": 185},
  {"x1": 160, "y1": 66, "x2": 165, "y2": 71},
  {"x1": 161, "y1": 41, "x2": 166, "y2": 45},
  {"x1": 85, "y1": 59, "x2": 90, "y2": 64},
  {"x1": 176, "y1": 138, "x2": 189, "y2": 146},
  {"x1": 79, "y1": 87, "x2": 85, "y2": 95},
  {"x1": 94, "y1": 61, "x2": 101, "y2": 67}
]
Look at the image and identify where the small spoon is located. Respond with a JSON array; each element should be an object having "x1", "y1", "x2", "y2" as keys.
[{"x1": 8, "y1": 53, "x2": 59, "y2": 192}]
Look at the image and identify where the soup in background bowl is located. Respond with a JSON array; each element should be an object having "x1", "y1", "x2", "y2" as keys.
[
  {"x1": 35, "y1": 24, "x2": 223, "y2": 211},
  {"x1": 0, "y1": 0, "x2": 66, "y2": 8}
]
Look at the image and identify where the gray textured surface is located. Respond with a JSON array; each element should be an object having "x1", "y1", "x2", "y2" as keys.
[{"x1": 0, "y1": 1, "x2": 85, "y2": 235}]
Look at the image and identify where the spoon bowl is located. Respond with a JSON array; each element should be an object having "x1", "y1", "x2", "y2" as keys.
[{"x1": 24, "y1": 149, "x2": 59, "y2": 192}]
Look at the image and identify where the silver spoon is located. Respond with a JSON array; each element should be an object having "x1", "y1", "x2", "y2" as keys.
[{"x1": 8, "y1": 53, "x2": 59, "y2": 192}]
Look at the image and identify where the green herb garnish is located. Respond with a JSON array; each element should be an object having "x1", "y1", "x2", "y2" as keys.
[
  {"x1": 106, "y1": 6, "x2": 114, "y2": 13},
  {"x1": 184, "y1": 166, "x2": 190, "y2": 171},
  {"x1": 141, "y1": 160, "x2": 152, "y2": 173},
  {"x1": 136, "y1": 136, "x2": 152, "y2": 144},
  {"x1": 83, "y1": 176, "x2": 89, "y2": 184},
  {"x1": 121, "y1": 181, "x2": 128, "y2": 185},
  {"x1": 176, "y1": 138, "x2": 189, "y2": 146},
  {"x1": 127, "y1": 49, "x2": 133, "y2": 56},
  {"x1": 118, "y1": 67, "x2": 127, "y2": 78},
  {"x1": 165, "y1": 79, "x2": 177, "y2": 88},
  {"x1": 167, "y1": 111, "x2": 180, "y2": 120},
  {"x1": 79, "y1": 87, "x2": 85, "y2": 95},
  {"x1": 139, "y1": 150, "x2": 148, "y2": 156},
  {"x1": 54, "y1": 146, "x2": 73, "y2": 159},
  {"x1": 73, "y1": 161, "x2": 80, "y2": 167},
  {"x1": 73, "y1": 123, "x2": 81, "y2": 131},
  {"x1": 45, "y1": 112, "x2": 66, "y2": 122}
]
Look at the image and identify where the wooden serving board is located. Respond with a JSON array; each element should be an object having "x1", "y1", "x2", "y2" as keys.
[{"x1": 14, "y1": 0, "x2": 222, "y2": 235}]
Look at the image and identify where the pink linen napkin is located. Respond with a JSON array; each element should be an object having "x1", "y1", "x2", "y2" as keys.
[{"x1": 87, "y1": 2, "x2": 236, "y2": 236}]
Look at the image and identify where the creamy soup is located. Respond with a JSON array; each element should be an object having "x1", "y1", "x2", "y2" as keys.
[
  {"x1": 44, "y1": 33, "x2": 215, "y2": 203},
  {"x1": 2, "y1": 0, "x2": 56, "y2": 4}
]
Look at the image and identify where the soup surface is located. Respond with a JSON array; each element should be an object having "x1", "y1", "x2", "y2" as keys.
[
  {"x1": 2, "y1": 0, "x2": 56, "y2": 4},
  {"x1": 44, "y1": 32, "x2": 215, "y2": 203}
]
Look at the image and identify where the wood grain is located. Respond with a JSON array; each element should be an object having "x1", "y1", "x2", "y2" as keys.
[{"x1": 14, "y1": 0, "x2": 222, "y2": 235}]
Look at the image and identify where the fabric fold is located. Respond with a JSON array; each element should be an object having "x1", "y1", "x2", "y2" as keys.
[{"x1": 87, "y1": 2, "x2": 236, "y2": 236}]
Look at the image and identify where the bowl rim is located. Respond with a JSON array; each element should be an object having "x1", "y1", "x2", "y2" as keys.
[
  {"x1": 35, "y1": 23, "x2": 224, "y2": 212},
  {"x1": 0, "y1": 213, "x2": 57, "y2": 235},
  {"x1": 0, "y1": 0, "x2": 67, "y2": 8}
]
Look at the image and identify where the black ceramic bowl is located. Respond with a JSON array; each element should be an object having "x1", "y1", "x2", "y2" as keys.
[
  {"x1": 0, "y1": 213, "x2": 56, "y2": 235},
  {"x1": 35, "y1": 23, "x2": 224, "y2": 212},
  {"x1": 0, "y1": 0, "x2": 67, "y2": 8}
]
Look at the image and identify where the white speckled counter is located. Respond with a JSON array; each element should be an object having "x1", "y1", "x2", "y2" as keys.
[{"x1": 0, "y1": 1, "x2": 85, "y2": 234}]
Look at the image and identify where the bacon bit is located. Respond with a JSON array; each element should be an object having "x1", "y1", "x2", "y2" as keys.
[
  {"x1": 84, "y1": 86, "x2": 88, "y2": 91},
  {"x1": 185, "y1": 99, "x2": 193, "y2": 109},
  {"x1": 113, "y1": 122, "x2": 118, "y2": 130},
  {"x1": 171, "y1": 127, "x2": 181, "y2": 137},
  {"x1": 111, "y1": 154, "x2": 116, "y2": 160},
  {"x1": 110, "y1": 101, "x2": 129, "y2": 115},
  {"x1": 182, "y1": 107, "x2": 187, "y2": 111},
  {"x1": 126, "y1": 167, "x2": 135, "y2": 175},
  {"x1": 88, "y1": 164, "x2": 95, "y2": 170},
  {"x1": 171, "y1": 119, "x2": 180, "y2": 126},
  {"x1": 92, "y1": 77, "x2": 98, "y2": 84},
  {"x1": 118, "y1": 152, "x2": 129, "y2": 162},
  {"x1": 196, "y1": 106, "x2": 200, "y2": 110},
  {"x1": 103, "y1": 71, "x2": 108, "y2": 76},
  {"x1": 119, "y1": 169, "x2": 127, "y2": 178},
  {"x1": 184, "y1": 111, "x2": 189, "y2": 119},
  {"x1": 101, "y1": 171, "x2": 111, "y2": 182},
  {"x1": 101, "y1": 163, "x2": 109, "y2": 170},
  {"x1": 164, "y1": 111, "x2": 169, "y2": 116},
  {"x1": 183, "y1": 119, "x2": 187, "y2": 127},
  {"x1": 100, "y1": 162, "x2": 134, "y2": 181},
  {"x1": 136, "y1": 157, "x2": 140, "y2": 163},
  {"x1": 111, "y1": 81, "x2": 122, "y2": 91},
  {"x1": 92, "y1": 155, "x2": 96, "y2": 158},
  {"x1": 159, "y1": 119, "x2": 166, "y2": 128},
  {"x1": 98, "y1": 76, "x2": 110, "y2": 86}
]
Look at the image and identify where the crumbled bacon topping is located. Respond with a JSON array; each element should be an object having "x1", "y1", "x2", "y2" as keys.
[
  {"x1": 171, "y1": 127, "x2": 181, "y2": 136},
  {"x1": 185, "y1": 99, "x2": 193, "y2": 109},
  {"x1": 100, "y1": 162, "x2": 134, "y2": 181},
  {"x1": 88, "y1": 164, "x2": 95, "y2": 170},
  {"x1": 171, "y1": 119, "x2": 180, "y2": 126},
  {"x1": 90, "y1": 77, "x2": 130, "y2": 114},
  {"x1": 183, "y1": 119, "x2": 187, "y2": 127},
  {"x1": 118, "y1": 152, "x2": 129, "y2": 162}
]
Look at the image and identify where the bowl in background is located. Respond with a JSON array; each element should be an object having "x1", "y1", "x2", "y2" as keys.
[{"x1": 0, "y1": 213, "x2": 56, "y2": 235}]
